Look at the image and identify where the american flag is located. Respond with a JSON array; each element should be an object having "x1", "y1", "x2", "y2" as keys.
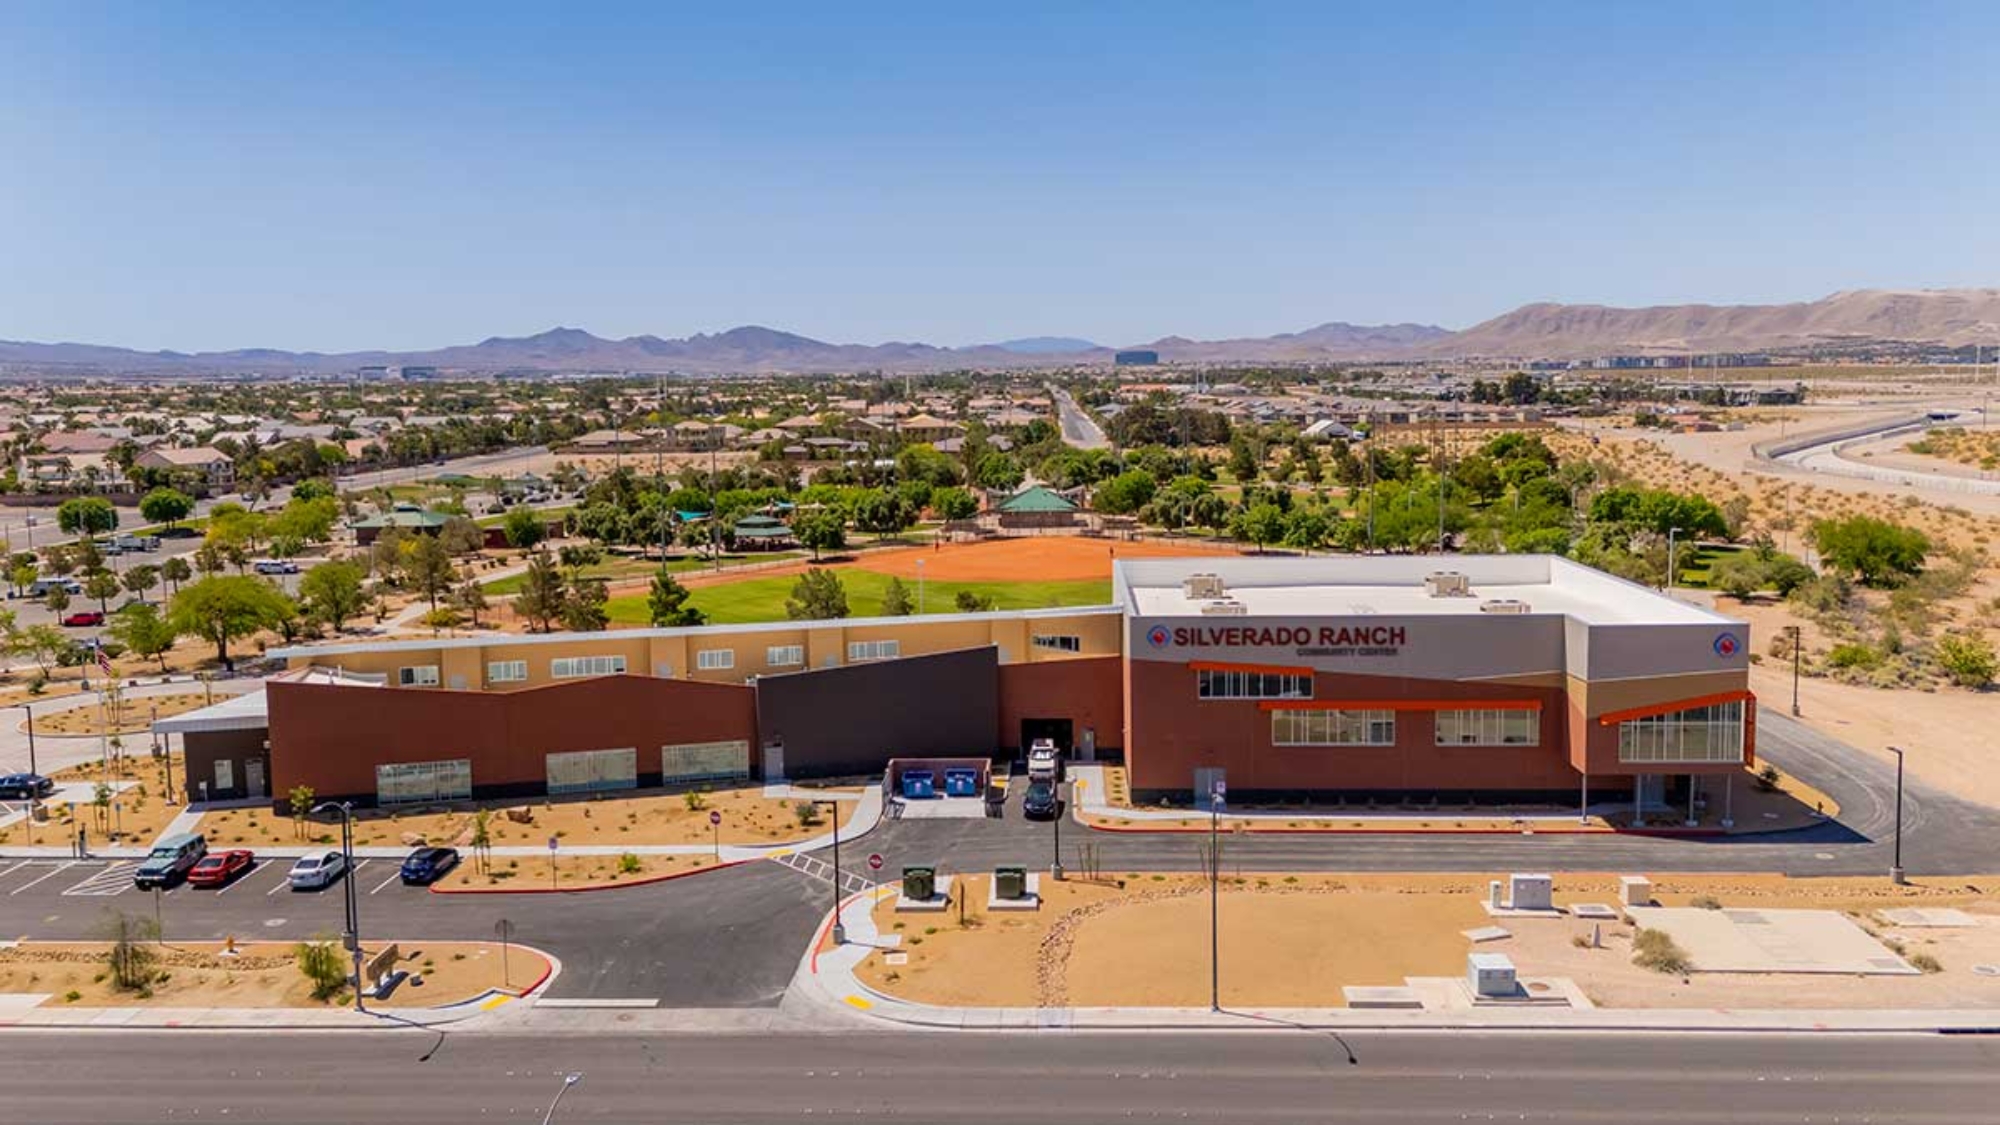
[{"x1": 95, "y1": 646, "x2": 112, "y2": 675}]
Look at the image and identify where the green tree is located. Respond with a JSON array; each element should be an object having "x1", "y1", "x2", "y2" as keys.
[
  {"x1": 501, "y1": 506, "x2": 546, "y2": 550},
  {"x1": 1707, "y1": 552, "x2": 1770, "y2": 599},
  {"x1": 930, "y1": 486, "x2": 979, "y2": 521},
  {"x1": 852, "y1": 489, "x2": 915, "y2": 536},
  {"x1": 514, "y1": 551, "x2": 566, "y2": 633},
  {"x1": 122, "y1": 564, "x2": 159, "y2": 602},
  {"x1": 109, "y1": 603, "x2": 178, "y2": 673},
  {"x1": 298, "y1": 560, "x2": 367, "y2": 632},
  {"x1": 295, "y1": 936, "x2": 347, "y2": 1001},
  {"x1": 561, "y1": 576, "x2": 610, "y2": 631},
  {"x1": 9, "y1": 623, "x2": 69, "y2": 676},
  {"x1": 792, "y1": 509, "x2": 847, "y2": 561},
  {"x1": 1092, "y1": 470, "x2": 1157, "y2": 516},
  {"x1": 1934, "y1": 634, "x2": 1997, "y2": 688},
  {"x1": 160, "y1": 555, "x2": 192, "y2": 595},
  {"x1": 83, "y1": 570, "x2": 121, "y2": 614},
  {"x1": 403, "y1": 534, "x2": 457, "y2": 612},
  {"x1": 166, "y1": 574, "x2": 295, "y2": 669},
  {"x1": 8, "y1": 562, "x2": 36, "y2": 599},
  {"x1": 1226, "y1": 435, "x2": 1260, "y2": 482},
  {"x1": 954, "y1": 589, "x2": 996, "y2": 612},
  {"x1": 1237, "y1": 502, "x2": 1288, "y2": 553},
  {"x1": 138, "y1": 487, "x2": 194, "y2": 531},
  {"x1": 881, "y1": 576, "x2": 914, "y2": 615},
  {"x1": 57, "y1": 496, "x2": 118, "y2": 541},
  {"x1": 785, "y1": 567, "x2": 850, "y2": 620},
  {"x1": 646, "y1": 567, "x2": 706, "y2": 627},
  {"x1": 1812, "y1": 515, "x2": 1930, "y2": 587},
  {"x1": 101, "y1": 911, "x2": 160, "y2": 992},
  {"x1": 270, "y1": 496, "x2": 339, "y2": 545},
  {"x1": 45, "y1": 586, "x2": 71, "y2": 616},
  {"x1": 439, "y1": 515, "x2": 485, "y2": 556},
  {"x1": 288, "y1": 785, "x2": 316, "y2": 840},
  {"x1": 454, "y1": 578, "x2": 489, "y2": 628}
]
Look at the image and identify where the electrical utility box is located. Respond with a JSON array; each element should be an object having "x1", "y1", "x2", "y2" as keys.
[
  {"x1": 1509, "y1": 873, "x2": 1553, "y2": 911},
  {"x1": 1468, "y1": 952, "x2": 1518, "y2": 998}
]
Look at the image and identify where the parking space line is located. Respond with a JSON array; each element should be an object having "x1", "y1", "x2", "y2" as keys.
[
  {"x1": 10, "y1": 861, "x2": 76, "y2": 895},
  {"x1": 369, "y1": 869, "x2": 402, "y2": 895},
  {"x1": 267, "y1": 871, "x2": 293, "y2": 896},
  {"x1": 0, "y1": 860, "x2": 32, "y2": 884}
]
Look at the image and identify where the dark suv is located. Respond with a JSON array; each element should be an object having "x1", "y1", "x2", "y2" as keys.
[
  {"x1": 0, "y1": 773, "x2": 55, "y2": 800},
  {"x1": 1022, "y1": 780, "x2": 1060, "y2": 820},
  {"x1": 134, "y1": 833, "x2": 208, "y2": 889}
]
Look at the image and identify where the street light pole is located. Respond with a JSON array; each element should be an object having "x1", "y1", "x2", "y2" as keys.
[
  {"x1": 1665, "y1": 526, "x2": 1682, "y2": 595},
  {"x1": 1787, "y1": 624, "x2": 1802, "y2": 717},
  {"x1": 1209, "y1": 783, "x2": 1222, "y2": 1013},
  {"x1": 541, "y1": 1073, "x2": 583, "y2": 1125},
  {"x1": 1051, "y1": 775, "x2": 1065, "y2": 880},
  {"x1": 1887, "y1": 746, "x2": 1907, "y2": 885},
  {"x1": 816, "y1": 799, "x2": 846, "y2": 945},
  {"x1": 312, "y1": 801, "x2": 364, "y2": 1011}
]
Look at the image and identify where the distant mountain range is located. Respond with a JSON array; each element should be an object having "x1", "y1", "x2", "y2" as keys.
[{"x1": 4, "y1": 289, "x2": 1997, "y2": 376}]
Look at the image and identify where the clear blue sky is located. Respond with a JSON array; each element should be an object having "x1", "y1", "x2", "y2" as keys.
[{"x1": 4, "y1": 2, "x2": 1997, "y2": 352}]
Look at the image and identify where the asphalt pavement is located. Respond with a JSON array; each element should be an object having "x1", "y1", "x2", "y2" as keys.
[
  {"x1": 0, "y1": 703, "x2": 1990, "y2": 1006},
  {"x1": 6, "y1": 1028, "x2": 1998, "y2": 1123},
  {"x1": 1049, "y1": 382, "x2": 1110, "y2": 449}
]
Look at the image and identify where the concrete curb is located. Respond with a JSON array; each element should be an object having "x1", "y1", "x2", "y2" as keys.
[{"x1": 428, "y1": 857, "x2": 751, "y2": 895}]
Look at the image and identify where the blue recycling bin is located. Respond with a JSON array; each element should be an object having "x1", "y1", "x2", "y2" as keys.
[
  {"x1": 943, "y1": 768, "x2": 979, "y2": 797},
  {"x1": 901, "y1": 770, "x2": 936, "y2": 799}
]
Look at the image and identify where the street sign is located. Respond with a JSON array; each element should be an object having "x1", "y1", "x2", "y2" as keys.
[
  {"x1": 709, "y1": 810, "x2": 722, "y2": 826},
  {"x1": 1211, "y1": 779, "x2": 1227, "y2": 811},
  {"x1": 546, "y1": 835, "x2": 558, "y2": 853},
  {"x1": 867, "y1": 853, "x2": 884, "y2": 871}
]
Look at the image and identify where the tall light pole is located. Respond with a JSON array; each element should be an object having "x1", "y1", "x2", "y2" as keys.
[
  {"x1": 541, "y1": 1073, "x2": 583, "y2": 1125},
  {"x1": 1050, "y1": 773, "x2": 1065, "y2": 881},
  {"x1": 815, "y1": 799, "x2": 846, "y2": 944},
  {"x1": 1665, "y1": 526, "x2": 1683, "y2": 595},
  {"x1": 1208, "y1": 778, "x2": 1224, "y2": 1013},
  {"x1": 1787, "y1": 624, "x2": 1802, "y2": 717},
  {"x1": 312, "y1": 801, "x2": 364, "y2": 1011},
  {"x1": 1886, "y1": 746, "x2": 1906, "y2": 885}
]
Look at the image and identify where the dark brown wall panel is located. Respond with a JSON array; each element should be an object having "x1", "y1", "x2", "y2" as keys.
[
  {"x1": 996, "y1": 656, "x2": 1125, "y2": 752},
  {"x1": 756, "y1": 646, "x2": 998, "y2": 778}
]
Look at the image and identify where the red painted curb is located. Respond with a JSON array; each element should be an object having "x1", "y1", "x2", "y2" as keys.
[
  {"x1": 511, "y1": 947, "x2": 556, "y2": 998},
  {"x1": 428, "y1": 857, "x2": 749, "y2": 895}
]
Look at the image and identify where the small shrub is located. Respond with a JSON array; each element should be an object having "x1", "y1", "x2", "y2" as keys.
[
  {"x1": 1909, "y1": 951, "x2": 1943, "y2": 974},
  {"x1": 1755, "y1": 765, "x2": 1781, "y2": 793},
  {"x1": 617, "y1": 852, "x2": 642, "y2": 875},
  {"x1": 1690, "y1": 895, "x2": 1723, "y2": 910},
  {"x1": 1632, "y1": 928, "x2": 1692, "y2": 974},
  {"x1": 1827, "y1": 643, "x2": 1881, "y2": 670},
  {"x1": 295, "y1": 937, "x2": 348, "y2": 1001},
  {"x1": 1571, "y1": 934, "x2": 1591, "y2": 949},
  {"x1": 63, "y1": 990, "x2": 81, "y2": 1003},
  {"x1": 792, "y1": 800, "x2": 822, "y2": 828},
  {"x1": 683, "y1": 790, "x2": 707, "y2": 812}
]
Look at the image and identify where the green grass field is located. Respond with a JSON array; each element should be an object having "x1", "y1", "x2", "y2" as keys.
[
  {"x1": 604, "y1": 569, "x2": 1112, "y2": 625},
  {"x1": 1674, "y1": 543, "x2": 1746, "y2": 589},
  {"x1": 484, "y1": 550, "x2": 803, "y2": 595}
]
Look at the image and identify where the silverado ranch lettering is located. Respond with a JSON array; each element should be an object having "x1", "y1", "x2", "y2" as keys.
[{"x1": 1174, "y1": 624, "x2": 1407, "y2": 648}]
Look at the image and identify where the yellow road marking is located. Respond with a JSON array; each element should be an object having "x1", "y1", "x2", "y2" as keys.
[{"x1": 844, "y1": 995, "x2": 873, "y2": 1011}]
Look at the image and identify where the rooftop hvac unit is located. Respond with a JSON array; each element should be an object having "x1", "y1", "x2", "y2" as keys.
[
  {"x1": 1424, "y1": 571, "x2": 1472, "y2": 598},
  {"x1": 1183, "y1": 573, "x2": 1226, "y2": 599},
  {"x1": 1479, "y1": 599, "x2": 1531, "y2": 615},
  {"x1": 1198, "y1": 599, "x2": 1248, "y2": 616}
]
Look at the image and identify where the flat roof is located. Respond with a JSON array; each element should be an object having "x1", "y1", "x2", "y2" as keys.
[{"x1": 1114, "y1": 554, "x2": 1736, "y2": 627}]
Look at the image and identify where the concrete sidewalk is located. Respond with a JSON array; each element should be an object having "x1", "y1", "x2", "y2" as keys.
[
  {"x1": 791, "y1": 883, "x2": 2000, "y2": 1035},
  {"x1": 0, "y1": 783, "x2": 885, "y2": 862}
]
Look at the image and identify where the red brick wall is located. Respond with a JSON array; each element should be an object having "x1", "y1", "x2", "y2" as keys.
[
  {"x1": 997, "y1": 656, "x2": 1125, "y2": 752},
  {"x1": 267, "y1": 676, "x2": 758, "y2": 800},
  {"x1": 1124, "y1": 661, "x2": 1578, "y2": 795}
]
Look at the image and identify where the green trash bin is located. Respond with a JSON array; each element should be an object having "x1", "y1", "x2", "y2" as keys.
[
  {"x1": 902, "y1": 865, "x2": 936, "y2": 901},
  {"x1": 994, "y1": 865, "x2": 1026, "y2": 900}
]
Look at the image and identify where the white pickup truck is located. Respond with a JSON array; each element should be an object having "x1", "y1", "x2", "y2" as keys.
[{"x1": 1026, "y1": 738, "x2": 1062, "y2": 781}]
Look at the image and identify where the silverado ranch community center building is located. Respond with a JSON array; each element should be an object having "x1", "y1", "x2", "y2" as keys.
[{"x1": 156, "y1": 555, "x2": 1755, "y2": 816}]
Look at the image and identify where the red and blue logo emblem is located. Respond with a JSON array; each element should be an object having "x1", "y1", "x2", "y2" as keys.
[
  {"x1": 1713, "y1": 632, "x2": 1741, "y2": 658},
  {"x1": 1146, "y1": 625, "x2": 1171, "y2": 649}
]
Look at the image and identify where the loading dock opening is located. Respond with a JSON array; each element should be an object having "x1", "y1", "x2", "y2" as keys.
[{"x1": 1020, "y1": 718, "x2": 1073, "y2": 755}]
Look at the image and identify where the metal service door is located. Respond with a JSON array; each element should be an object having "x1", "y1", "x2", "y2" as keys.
[{"x1": 245, "y1": 758, "x2": 266, "y2": 798}]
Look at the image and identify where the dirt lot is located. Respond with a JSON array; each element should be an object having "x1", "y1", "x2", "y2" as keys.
[
  {"x1": 197, "y1": 784, "x2": 863, "y2": 850},
  {"x1": 25, "y1": 692, "x2": 213, "y2": 737},
  {"x1": 854, "y1": 871, "x2": 2000, "y2": 1010},
  {"x1": 0, "y1": 939, "x2": 545, "y2": 1009},
  {"x1": 1079, "y1": 764, "x2": 1836, "y2": 834}
]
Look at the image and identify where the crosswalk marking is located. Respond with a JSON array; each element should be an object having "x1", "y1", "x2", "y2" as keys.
[
  {"x1": 772, "y1": 850, "x2": 876, "y2": 896},
  {"x1": 62, "y1": 862, "x2": 135, "y2": 896}
]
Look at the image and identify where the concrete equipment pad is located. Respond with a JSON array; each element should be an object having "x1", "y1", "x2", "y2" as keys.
[
  {"x1": 895, "y1": 873, "x2": 956, "y2": 912},
  {"x1": 1877, "y1": 907, "x2": 1980, "y2": 928},
  {"x1": 1463, "y1": 925, "x2": 1512, "y2": 943},
  {"x1": 1572, "y1": 903, "x2": 1620, "y2": 920},
  {"x1": 986, "y1": 872, "x2": 1041, "y2": 912},
  {"x1": 1628, "y1": 906, "x2": 1918, "y2": 975},
  {"x1": 895, "y1": 796, "x2": 989, "y2": 820},
  {"x1": 1344, "y1": 986, "x2": 1422, "y2": 1009}
]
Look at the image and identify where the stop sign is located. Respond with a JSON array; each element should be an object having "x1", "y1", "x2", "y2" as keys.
[{"x1": 867, "y1": 853, "x2": 884, "y2": 871}]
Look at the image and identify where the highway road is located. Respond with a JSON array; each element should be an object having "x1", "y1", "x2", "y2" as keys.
[
  {"x1": 7, "y1": 1028, "x2": 1998, "y2": 1122},
  {"x1": 1049, "y1": 383, "x2": 1110, "y2": 449}
]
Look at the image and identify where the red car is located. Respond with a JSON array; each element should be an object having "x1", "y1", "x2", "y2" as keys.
[
  {"x1": 60, "y1": 611, "x2": 104, "y2": 627},
  {"x1": 186, "y1": 849, "x2": 254, "y2": 888}
]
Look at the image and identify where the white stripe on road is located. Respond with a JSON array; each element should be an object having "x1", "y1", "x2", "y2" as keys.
[
  {"x1": 267, "y1": 872, "x2": 294, "y2": 896},
  {"x1": 10, "y1": 861, "x2": 76, "y2": 895},
  {"x1": 369, "y1": 869, "x2": 403, "y2": 895},
  {"x1": 214, "y1": 863, "x2": 259, "y2": 895},
  {"x1": 0, "y1": 860, "x2": 31, "y2": 883}
]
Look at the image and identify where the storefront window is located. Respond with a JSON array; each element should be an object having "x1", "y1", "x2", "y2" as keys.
[
  {"x1": 1616, "y1": 701, "x2": 1744, "y2": 764},
  {"x1": 1435, "y1": 708, "x2": 1539, "y2": 746},
  {"x1": 1271, "y1": 708, "x2": 1395, "y2": 746},
  {"x1": 1198, "y1": 669, "x2": 1312, "y2": 700},
  {"x1": 375, "y1": 758, "x2": 473, "y2": 805}
]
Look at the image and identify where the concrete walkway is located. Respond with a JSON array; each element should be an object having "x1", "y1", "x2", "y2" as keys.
[
  {"x1": 1069, "y1": 765, "x2": 1616, "y2": 826},
  {"x1": 0, "y1": 779, "x2": 885, "y2": 862}
]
